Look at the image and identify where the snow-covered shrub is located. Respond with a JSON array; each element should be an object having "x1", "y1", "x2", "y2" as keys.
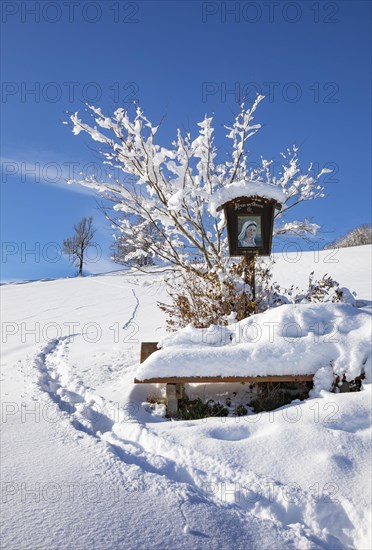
[
  {"x1": 159, "y1": 262, "x2": 257, "y2": 329},
  {"x1": 233, "y1": 404, "x2": 249, "y2": 416},
  {"x1": 159, "y1": 259, "x2": 352, "y2": 330},
  {"x1": 281, "y1": 271, "x2": 344, "y2": 305},
  {"x1": 250, "y1": 382, "x2": 312, "y2": 413},
  {"x1": 175, "y1": 398, "x2": 229, "y2": 420},
  {"x1": 333, "y1": 372, "x2": 365, "y2": 393}
]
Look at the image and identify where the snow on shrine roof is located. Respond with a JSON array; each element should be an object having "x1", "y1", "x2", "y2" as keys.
[
  {"x1": 136, "y1": 303, "x2": 371, "y2": 385},
  {"x1": 209, "y1": 180, "x2": 287, "y2": 217}
]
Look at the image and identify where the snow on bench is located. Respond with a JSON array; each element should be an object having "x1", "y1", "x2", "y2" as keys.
[
  {"x1": 134, "y1": 304, "x2": 371, "y2": 415},
  {"x1": 136, "y1": 343, "x2": 313, "y2": 383},
  {"x1": 135, "y1": 342, "x2": 313, "y2": 415}
]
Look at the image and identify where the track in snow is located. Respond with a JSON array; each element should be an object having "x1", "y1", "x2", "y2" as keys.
[{"x1": 29, "y1": 337, "x2": 352, "y2": 550}]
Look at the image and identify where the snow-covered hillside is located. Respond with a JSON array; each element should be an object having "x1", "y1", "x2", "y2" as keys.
[{"x1": 1, "y1": 246, "x2": 371, "y2": 549}]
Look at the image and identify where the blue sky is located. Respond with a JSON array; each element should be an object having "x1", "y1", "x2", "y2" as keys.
[{"x1": 1, "y1": 0, "x2": 371, "y2": 281}]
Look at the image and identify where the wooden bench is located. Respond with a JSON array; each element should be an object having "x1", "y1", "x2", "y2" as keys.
[{"x1": 135, "y1": 342, "x2": 314, "y2": 416}]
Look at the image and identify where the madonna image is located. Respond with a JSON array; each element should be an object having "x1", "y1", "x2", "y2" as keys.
[{"x1": 238, "y1": 216, "x2": 261, "y2": 248}]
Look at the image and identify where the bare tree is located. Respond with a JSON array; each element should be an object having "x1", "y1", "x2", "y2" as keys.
[{"x1": 63, "y1": 216, "x2": 96, "y2": 276}]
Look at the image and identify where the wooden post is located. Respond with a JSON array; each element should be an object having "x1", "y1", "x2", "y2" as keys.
[{"x1": 242, "y1": 254, "x2": 256, "y2": 316}]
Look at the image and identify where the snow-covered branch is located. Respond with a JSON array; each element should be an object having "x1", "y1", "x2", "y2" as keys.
[{"x1": 67, "y1": 98, "x2": 330, "y2": 276}]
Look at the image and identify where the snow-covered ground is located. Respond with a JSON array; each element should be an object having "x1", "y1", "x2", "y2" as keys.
[{"x1": 1, "y1": 246, "x2": 371, "y2": 549}]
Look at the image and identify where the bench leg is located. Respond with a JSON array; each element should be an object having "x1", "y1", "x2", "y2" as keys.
[{"x1": 166, "y1": 384, "x2": 178, "y2": 417}]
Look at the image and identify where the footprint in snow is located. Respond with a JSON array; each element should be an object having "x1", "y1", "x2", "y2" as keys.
[{"x1": 208, "y1": 425, "x2": 251, "y2": 441}]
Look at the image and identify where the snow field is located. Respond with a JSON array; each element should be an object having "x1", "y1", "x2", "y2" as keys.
[{"x1": 1, "y1": 247, "x2": 371, "y2": 549}]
